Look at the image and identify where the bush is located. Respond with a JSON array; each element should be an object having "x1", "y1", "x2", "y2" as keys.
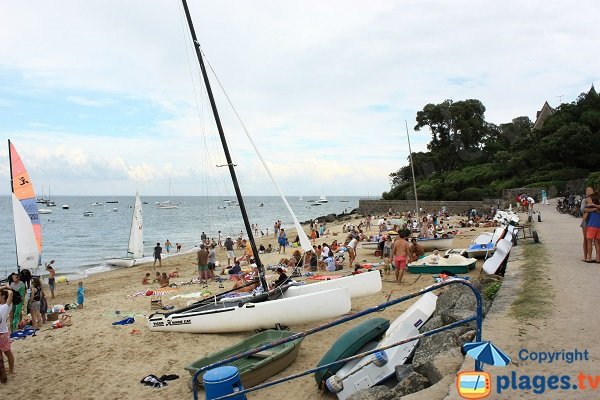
[
  {"x1": 586, "y1": 171, "x2": 600, "y2": 191},
  {"x1": 460, "y1": 187, "x2": 485, "y2": 200},
  {"x1": 483, "y1": 281, "x2": 502, "y2": 300}
]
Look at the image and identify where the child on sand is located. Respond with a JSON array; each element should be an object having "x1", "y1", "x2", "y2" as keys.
[
  {"x1": 382, "y1": 257, "x2": 392, "y2": 275},
  {"x1": 142, "y1": 273, "x2": 151, "y2": 285},
  {"x1": 77, "y1": 282, "x2": 85, "y2": 309}
]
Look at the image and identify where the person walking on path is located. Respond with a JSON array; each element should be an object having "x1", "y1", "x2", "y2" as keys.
[
  {"x1": 153, "y1": 243, "x2": 162, "y2": 268},
  {"x1": 45, "y1": 260, "x2": 56, "y2": 299},
  {"x1": 541, "y1": 189, "x2": 549, "y2": 205},
  {"x1": 581, "y1": 186, "x2": 596, "y2": 262},
  {"x1": 583, "y1": 187, "x2": 600, "y2": 263}
]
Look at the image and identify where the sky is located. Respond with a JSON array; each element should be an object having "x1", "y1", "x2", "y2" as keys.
[{"x1": 1, "y1": 0, "x2": 599, "y2": 197}]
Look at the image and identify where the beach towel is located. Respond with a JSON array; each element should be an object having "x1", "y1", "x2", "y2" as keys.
[{"x1": 112, "y1": 317, "x2": 135, "y2": 325}]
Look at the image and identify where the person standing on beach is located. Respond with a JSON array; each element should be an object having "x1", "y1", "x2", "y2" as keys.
[
  {"x1": 278, "y1": 229, "x2": 287, "y2": 254},
  {"x1": 46, "y1": 260, "x2": 56, "y2": 299},
  {"x1": 218, "y1": 231, "x2": 223, "y2": 247},
  {"x1": 9, "y1": 274, "x2": 25, "y2": 332},
  {"x1": 77, "y1": 281, "x2": 85, "y2": 309},
  {"x1": 164, "y1": 239, "x2": 172, "y2": 253},
  {"x1": 0, "y1": 287, "x2": 15, "y2": 378},
  {"x1": 224, "y1": 236, "x2": 235, "y2": 266},
  {"x1": 208, "y1": 244, "x2": 217, "y2": 280},
  {"x1": 347, "y1": 235, "x2": 358, "y2": 267},
  {"x1": 153, "y1": 243, "x2": 162, "y2": 268},
  {"x1": 197, "y1": 245, "x2": 209, "y2": 284},
  {"x1": 392, "y1": 231, "x2": 412, "y2": 284}
]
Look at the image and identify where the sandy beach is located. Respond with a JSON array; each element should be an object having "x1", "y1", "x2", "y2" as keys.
[{"x1": 4, "y1": 215, "x2": 489, "y2": 399}]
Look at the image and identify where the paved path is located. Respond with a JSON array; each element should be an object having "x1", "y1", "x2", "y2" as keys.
[{"x1": 443, "y1": 200, "x2": 600, "y2": 399}]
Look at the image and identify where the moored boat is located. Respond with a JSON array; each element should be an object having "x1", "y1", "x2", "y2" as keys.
[
  {"x1": 185, "y1": 329, "x2": 304, "y2": 389},
  {"x1": 106, "y1": 192, "x2": 144, "y2": 267},
  {"x1": 407, "y1": 253, "x2": 476, "y2": 274}
]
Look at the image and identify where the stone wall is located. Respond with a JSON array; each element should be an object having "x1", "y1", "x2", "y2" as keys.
[{"x1": 358, "y1": 200, "x2": 489, "y2": 215}]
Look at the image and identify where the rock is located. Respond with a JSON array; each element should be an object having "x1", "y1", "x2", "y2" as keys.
[
  {"x1": 347, "y1": 385, "x2": 394, "y2": 400},
  {"x1": 457, "y1": 330, "x2": 477, "y2": 348},
  {"x1": 392, "y1": 365, "x2": 430, "y2": 396},
  {"x1": 324, "y1": 213, "x2": 337, "y2": 223},
  {"x1": 413, "y1": 346, "x2": 464, "y2": 384}
]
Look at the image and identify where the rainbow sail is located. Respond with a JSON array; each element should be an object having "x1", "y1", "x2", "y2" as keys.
[{"x1": 9, "y1": 140, "x2": 42, "y2": 271}]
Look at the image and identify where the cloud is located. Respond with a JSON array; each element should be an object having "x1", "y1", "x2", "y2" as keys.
[{"x1": 1, "y1": 0, "x2": 599, "y2": 196}]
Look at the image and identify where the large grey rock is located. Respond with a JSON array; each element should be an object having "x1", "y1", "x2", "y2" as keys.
[
  {"x1": 324, "y1": 213, "x2": 337, "y2": 223},
  {"x1": 347, "y1": 385, "x2": 394, "y2": 400},
  {"x1": 413, "y1": 346, "x2": 464, "y2": 384},
  {"x1": 457, "y1": 330, "x2": 477, "y2": 347},
  {"x1": 391, "y1": 366, "x2": 430, "y2": 396}
]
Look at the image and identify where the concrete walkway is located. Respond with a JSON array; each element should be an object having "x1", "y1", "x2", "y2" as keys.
[{"x1": 442, "y1": 201, "x2": 600, "y2": 399}]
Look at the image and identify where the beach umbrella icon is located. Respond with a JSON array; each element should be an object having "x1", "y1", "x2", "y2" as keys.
[{"x1": 463, "y1": 341, "x2": 511, "y2": 366}]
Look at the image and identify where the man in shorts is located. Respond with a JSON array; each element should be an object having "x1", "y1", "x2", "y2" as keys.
[
  {"x1": 153, "y1": 243, "x2": 162, "y2": 267},
  {"x1": 392, "y1": 230, "x2": 412, "y2": 284},
  {"x1": 224, "y1": 236, "x2": 235, "y2": 266},
  {"x1": 45, "y1": 260, "x2": 56, "y2": 299},
  {"x1": 197, "y1": 244, "x2": 209, "y2": 284}
]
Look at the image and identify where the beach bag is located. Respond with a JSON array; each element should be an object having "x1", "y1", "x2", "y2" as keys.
[{"x1": 11, "y1": 289, "x2": 22, "y2": 305}]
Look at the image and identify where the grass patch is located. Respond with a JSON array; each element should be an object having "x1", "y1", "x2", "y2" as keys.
[
  {"x1": 510, "y1": 242, "x2": 554, "y2": 320},
  {"x1": 483, "y1": 281, "x2": 502, "y2": 300}
]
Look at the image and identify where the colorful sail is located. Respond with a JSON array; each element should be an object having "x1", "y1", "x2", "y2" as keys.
[{"x1": 9, "y1": 140, "x2": 42, "y2": 270}]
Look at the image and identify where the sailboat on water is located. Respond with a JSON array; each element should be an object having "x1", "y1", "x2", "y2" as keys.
[
  {"x1": 8, "y1": 140, "x2": 43, "y2": 274},
  {"x1": 157, "y1": 178, "x2": 179, "y2": 209},
  {"x1": 106, "y1": 192, "x2": 144, "y2": 267},
  {"x1": 148, "y1": 1, "x2": 381, "y2": 334}
]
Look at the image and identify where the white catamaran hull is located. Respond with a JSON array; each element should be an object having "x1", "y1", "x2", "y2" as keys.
[
  {"x1": 105, "y1": 258, "x2": 136, "y2": 268},
  {"x1": 284, "y1": 270, "x2": 381, "y2": 299},
  {"x1": 415, "y1": 236, "x2": 453, "y2": 250},
  {"x1": 147, "y1": 287, "x2": 351, "y2": 334}
]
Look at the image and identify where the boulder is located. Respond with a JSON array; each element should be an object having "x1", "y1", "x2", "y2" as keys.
[
  {"x1": 413, "y1": 346, "x2": 464, "y2": 384},
  {"x1": 324, "y1": 213, "x2": 337, "y2": 223},
  {"x1": 347, "y1": 385, "x2": 394, "y2": 400},
  {"x1": 457, "y1": 330, "x2": 477, "y2": 348},
  {"x1": 392, "y1": 365, "x2": 430, "y2": 396}
]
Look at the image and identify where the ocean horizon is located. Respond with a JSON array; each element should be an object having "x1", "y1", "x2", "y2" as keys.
[{"x1": 1, "y1": 195, "x2": 368, "y2": 280}]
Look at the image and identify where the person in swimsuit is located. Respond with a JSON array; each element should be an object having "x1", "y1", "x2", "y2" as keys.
[
  {"x1": 392, "y1": 230, "x2": 412, "y2": 284},
  {"x1": 46, "y1": 260, "x2": 56, "y2": 299},
  {"x1": 153, "y1": 243, "x2": 162, "y2": 268}
]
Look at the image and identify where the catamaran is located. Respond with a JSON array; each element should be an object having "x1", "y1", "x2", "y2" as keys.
[
  {"x1": 147, "y1": 1, "x2": 380, "y2": 334},
  {"x1": 8, "y1": 140, "x2": 43, "y2": 274},
  {"x1": 106, "y1": 192, "x2": 144, "y2": 267}
]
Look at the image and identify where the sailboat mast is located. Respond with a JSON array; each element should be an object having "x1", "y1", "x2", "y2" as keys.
[
  {"x1": 181, "y1": 0, "x2": 268, "y2": 291},
  {"x1": 8, "y1": 139, "x2": 21, "y2": 274},
  {"x1": 405, "y1": 121, "x2": 419, "y2": 221}
]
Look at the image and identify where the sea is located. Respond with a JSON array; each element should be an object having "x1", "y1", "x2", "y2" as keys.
[{"x1": 0, "y1": 195, "x2": 363, "y2": 280}]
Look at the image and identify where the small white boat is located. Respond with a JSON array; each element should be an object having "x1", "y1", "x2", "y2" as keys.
[
  {"x1": 91, "y1": 202, "x2": 103, "y2": 206},
  {"x1": 106, "y1": 192, "x2": 144, "y2": 268},
  {"x1": 316, "y1": 195, "x2": 328, "y2": 204},
  {"x1": 38, "y1": 208, "x2": 52, "y2": 214},
  {"x1": 157, "y1": 200, "x2": 178, "y2": 209},
  {"x1": 326, "y1": 292, "x2": 438, "y2": 399},
  {"x1": 284, "y1": 270, "x2": 382, "y2": 300},
  {"x1": 62, "y1": 204, "x2": 69, "y2": 209},
  {"x1": 467, "y1": 227, "x2": 505, "y2": 258},
  {"x1": 83, "y1": 211, "x2": 94, "y2": 216},
  {"x1": 112, "y1": 208, "x2": 118, "y2": 212},
  {"x1": 408, "y1": 253, "x2": 477, "y2": 274}
]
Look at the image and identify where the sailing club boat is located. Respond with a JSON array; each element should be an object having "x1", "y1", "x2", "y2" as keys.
[
  {"x1": 8, "y1": 140, "x2": 43, "y2": 275},
  {"x1": 106, "y1": 192, "x2": 144, "y2": 267},
  {"x1": 157, "y1": 178, "x2": 179, "y2": 209},
  {"x1": 147, "y1": 0, "x2": 381, "y2": 334}
]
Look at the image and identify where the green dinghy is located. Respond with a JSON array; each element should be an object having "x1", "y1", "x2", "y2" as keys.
[
  {"x1": 185, "y1": 329, "x2": 303, "y2": 389},
  {"x1": 314, "y1": 317, "x2": 390, "y2": 389}
]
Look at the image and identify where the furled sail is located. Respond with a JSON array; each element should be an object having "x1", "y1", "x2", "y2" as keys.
[
  {"x1": 9, "y1": 140, "x2": 42, "y2": 270},
  {"x1": 127, "y1": 192, "x2": 144, "y2": 258}
]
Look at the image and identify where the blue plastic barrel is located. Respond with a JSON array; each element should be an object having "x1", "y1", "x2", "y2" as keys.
[{"x1": 203, "y1": 366, "x2": 246, "y2": 400}]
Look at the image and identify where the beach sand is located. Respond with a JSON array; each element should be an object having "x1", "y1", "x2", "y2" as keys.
[{"x1": 5, "y1": 216, "x2": 490, "y2": 399}]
